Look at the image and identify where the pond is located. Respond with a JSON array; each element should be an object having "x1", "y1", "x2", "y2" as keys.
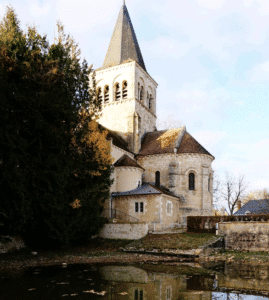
[{"x1": 1, "y1": 261, "x2": 269, "y2": 299}]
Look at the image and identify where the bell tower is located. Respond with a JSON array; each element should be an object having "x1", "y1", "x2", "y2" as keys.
[{"x1": 94, "y1": 3, "x2": 158, "y2": 153}]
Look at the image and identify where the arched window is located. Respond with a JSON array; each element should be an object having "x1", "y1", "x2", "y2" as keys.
[
  {"x1": 155, "y1": 171, "x2": 160, "y2": 187},
  {"x1": 149, "y1": 94, "x2": 152, "y2": 110},
  {"x1": 104, "y1": 86, "x2": 109, "y2": 103},
  {"x1": 189, "y1": 172, "x2": 195, "y2": 190},
  {"x1": 122, "y1": 81, "x2": 127, "y2": 99},
  {"x1": 208, "y1": 175, "x2": 211, "y2": 192},
  {"x1": 138, "y1": 83, "x2": 141, "y2": 100},
  {"x1": 140, "y1": 86, "x2": 143, "y2": 101},
  {"x1": 115, "y1": 83, "x2": 120, "y2": 101},
  {"x1": 97, "y1": 87, "x2": 102, "y2": 103}
]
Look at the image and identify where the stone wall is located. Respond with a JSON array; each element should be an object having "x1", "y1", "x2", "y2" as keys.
[
  {"x1": 99, "y1": 222, "x2": 148, "y2": 240},
  {"x1": 115, "y1": 166, "x2": 142, "y2": 192},
  {"x1": 112, "y1": 194, "x2": 181, "y2": 231},
  {"x1": 95, "y1": 61, "x2": 157, "y2": 153},
  {"x1": 218, "y1": 221, "x2": 269, "y2": 251},
  {"x1": 137, "y1": 153, "x2": 214, "y2": 217}
]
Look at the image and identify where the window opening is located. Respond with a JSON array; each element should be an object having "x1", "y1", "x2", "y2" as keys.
[
  {"x1": 115, "y1": 83, "x2": 120, "y2": 101},
  {"x1": 134, "y1": 289, "x2": 143, "y2": 300},
  {"x1": 140, "y1": 86, "x2": 143, "y2": 101},
  {"x1": 189, "y1": 172, "x2": 195, "y2": 190},
  {"x1": 149, "y1": 94, "x2": 152, "y2": 110},
  {"x1": 104, "y1": 86, "x2": 109, "y2": 103},
  {"x1": 155, "y1": 171, "x2": 160, "y2": 187},
  {"x1": 135, "y1": 202, "x2": 138, "y2": 213},
  {"x1": 208, "y1": 175, "x2": 211, "y2": 192},
  {"x1": 140, "y1": 202, "x2": 144, "y2": 213},
  {"x1": 135, "y1": 202, "x2": 144, "y2": 213},
  {"x1": 138, "y1": 83, "x2": 140, "y2": 101},
  {"x1": 122, "y1": 81, "x2": 127, "y2": 99},
  {"x1": 167, "y1": 202, "x2": 172, "y2": 214}
]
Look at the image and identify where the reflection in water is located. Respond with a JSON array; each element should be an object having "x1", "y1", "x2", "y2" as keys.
[{"x1": 0, "y1": 263, "x2": 269, "y2": 299}]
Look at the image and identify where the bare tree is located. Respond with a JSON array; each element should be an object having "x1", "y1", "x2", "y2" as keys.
[
  {"x1": 157, "y1": 114, "x2": 183, "y2": 130},
  {"x1": 219, "y1": 173, "x2": 248, "y2": 215}
]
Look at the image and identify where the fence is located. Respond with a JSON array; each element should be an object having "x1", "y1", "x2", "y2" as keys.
[{"x1": 187, "y1": 214, "x2": 269, "y2": 234}]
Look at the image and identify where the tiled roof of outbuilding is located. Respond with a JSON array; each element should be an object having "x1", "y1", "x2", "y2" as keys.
[
  {"x1": 114, "y1": 154, "x2": 144, "y2": 170},
  {"x1": 112, "y1": 183, "x2": 180, "y2": 199},
  {"x1": 234, "y1": 199, "x2": 269, "y2": 215},
  {"x1": 98, "y1": 123, "x2": 131, "y2": 153},
  {"x1": 137, "y1": 127, "x2": 214, "y2": 158}
]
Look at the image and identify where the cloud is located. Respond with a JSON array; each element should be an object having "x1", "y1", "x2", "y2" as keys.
[
  {"x1": 29, "y1": 0, "x2": 51, "y2": 18},
  {"x1": 197, "y1": 0, "x2": 226, "y2": 10},
  {"x1": 215, "y1": 138, "x2": 269, "y2": 190},
  {"x1": 56, "y1": 0, "x2": 117, "y2": 33},
  {"x1": 248, "y1": 60, "x2": 269, "y2": 82}
]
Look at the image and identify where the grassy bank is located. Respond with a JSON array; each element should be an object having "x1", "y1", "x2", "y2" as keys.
[{"x1": 130, "y1": 232, "x2": 218, "y2": 250}]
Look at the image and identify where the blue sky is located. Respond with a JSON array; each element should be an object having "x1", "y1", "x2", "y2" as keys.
[{"x1": 1, "y1": 0, "x2": 268, "y2": 193}]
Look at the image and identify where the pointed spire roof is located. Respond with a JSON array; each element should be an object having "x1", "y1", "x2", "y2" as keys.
[{"x1": 103, "y1": 3, "x2": 147, "y2": 71}]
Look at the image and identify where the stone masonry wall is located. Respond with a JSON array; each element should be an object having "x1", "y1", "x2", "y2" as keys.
[
  {"x1": 99, "y1": 223, "x2": 148, "y2": 240},
  {"x1": 219, "y1": 222, "x2": 269, "y2": 251},
  {"x1": 137, "y1": 153, "x2": 214, "y2": 217},
  {"x1": 115, "y1": 167, "x2": 142, "y2": 192},
  {"x1": 95, "y1": 61, "x2": 157, "y2": 152}
]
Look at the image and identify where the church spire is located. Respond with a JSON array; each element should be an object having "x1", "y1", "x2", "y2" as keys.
[{"x1": 103, "y1": 3, "x2": 147, "y2": 71}]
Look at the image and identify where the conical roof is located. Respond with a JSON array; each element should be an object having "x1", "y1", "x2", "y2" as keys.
[{"x1": 103, "y1": 3, "x2": 146, "y2": 71}]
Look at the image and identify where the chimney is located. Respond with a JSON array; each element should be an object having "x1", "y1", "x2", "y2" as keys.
[{"x1": 237, "y1": 200, "x2": 242, "y2": 210}]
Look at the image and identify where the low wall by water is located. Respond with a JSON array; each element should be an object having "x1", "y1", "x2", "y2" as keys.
[
  {"x1": 99, "y1": 222, "x2": 148, "y2": 240},
  {"x1": 218, "y1": 221, "x2": 269, "y2": 251}
]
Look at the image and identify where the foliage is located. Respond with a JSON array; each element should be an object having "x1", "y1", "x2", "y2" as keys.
[{"x1": 0, "y1": 7, "x2": 112, "y2": 248}]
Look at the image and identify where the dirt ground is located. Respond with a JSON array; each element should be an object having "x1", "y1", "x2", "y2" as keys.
[
  {"x1": 1, "y1": 235, "x2": 269, "y2": 270},
  {"x1": 0, "y1": 237, "x2": 185, "y2": 270}
]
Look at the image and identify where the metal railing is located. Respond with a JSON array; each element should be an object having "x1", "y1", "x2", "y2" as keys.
[{"x1": 102, "y1": 209, "x2": 139, "y2": 223}]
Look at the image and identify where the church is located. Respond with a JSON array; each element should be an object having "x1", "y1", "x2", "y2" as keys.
[{"x1": 94, "y1": 3, "x2": 214, "y2": 232}]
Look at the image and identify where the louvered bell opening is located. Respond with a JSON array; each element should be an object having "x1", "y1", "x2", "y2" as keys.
[
  {"x1": 149, "y1": 94, "x2": 152, "y2": 110},
  {"x1": 97, "y1": 88, "x2": 102, "y2": 103},
  {"x1": 115, "y1": 83, "x2": 121, "y2": 101},
  {"x1": 104, "y1": 86, "x2": 109, "y2": 103},
  {"x1": 122, "y1": 81, "x2": 128, "y2": 99}
]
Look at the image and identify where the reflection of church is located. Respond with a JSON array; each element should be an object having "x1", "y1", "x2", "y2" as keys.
[
  {"x1": 99, "y1": 265, "x2": 213, "y2": 300},
  {"x1": 94, "y1": 3, "x2": 214, "y2": 230}
]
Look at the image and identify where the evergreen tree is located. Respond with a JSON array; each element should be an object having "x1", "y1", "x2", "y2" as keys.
[{"x1": 0, "y1": 7, "x2": 112, "y2": 247}]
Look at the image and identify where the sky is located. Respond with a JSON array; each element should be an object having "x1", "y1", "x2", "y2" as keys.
[{"x1": 0, "y1": 0, "x2": 269, "y2": 195}]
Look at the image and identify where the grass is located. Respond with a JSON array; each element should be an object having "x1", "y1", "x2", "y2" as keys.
[{"x1": 135, "y1": 232, "x2": 218, "y2": 251}]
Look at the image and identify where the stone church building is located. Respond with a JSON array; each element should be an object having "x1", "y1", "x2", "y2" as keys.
[{"x1": 94, "y1": 3, "x2": 214, "y2": 232}]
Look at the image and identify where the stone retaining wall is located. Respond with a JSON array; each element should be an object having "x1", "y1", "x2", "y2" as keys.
[
  {"x1": 218, "y1": 221, "x2": 269, "y2": 251},
  {"x1": 99, "y1": 222, "x2": 148, "y2": 240}
]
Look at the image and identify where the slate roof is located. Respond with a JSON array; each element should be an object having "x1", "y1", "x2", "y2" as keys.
[
  {"x1": 98, "y1": 123, "x2": 131, "y2": 153},
  {"x1": 103, "y1": 3, "x2": 147, "y2": 71},
  {"x1": 114, "y1": 154, "x2": 144, "y2": 170},
  {"x1": 112, "y1": 182, "x2": 179, "y2": 198},
  {"x1": 234, "y1": 199, "x2": 269, "y2": 215},
  {"x1": 137, "y1": 127, "x2": 214, "y2": 158}
]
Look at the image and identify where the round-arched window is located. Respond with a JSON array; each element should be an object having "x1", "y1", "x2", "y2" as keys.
[
  {"x1": 155, "y1": 171, "x2": 160, "y2": 187},
  {"x1": 189, "y1": 172, "x2": 195, "y2": 190}
]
